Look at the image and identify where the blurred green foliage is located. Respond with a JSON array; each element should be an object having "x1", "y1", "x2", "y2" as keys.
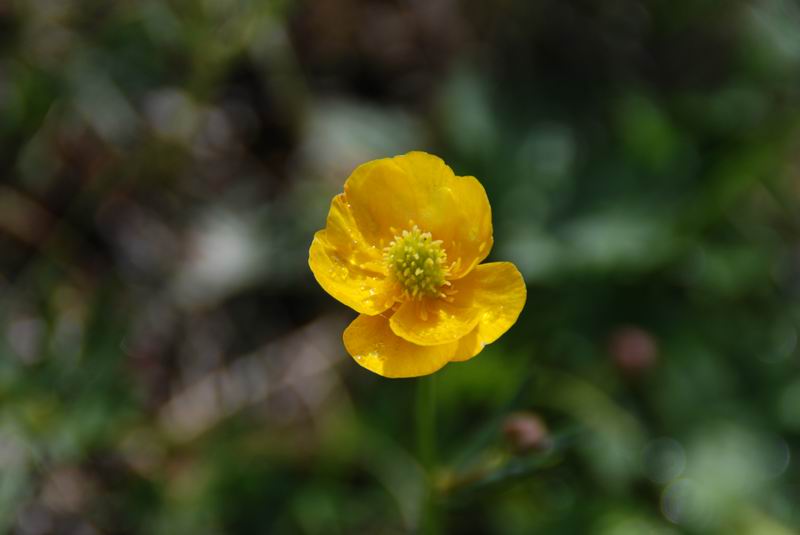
[{"x1": 2, "y1": 0, "x2": 800, "y2": 533}]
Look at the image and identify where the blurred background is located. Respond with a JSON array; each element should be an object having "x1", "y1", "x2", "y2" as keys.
[{"x1": 2, "y1": 0, "x2": 800, "y2": 533}]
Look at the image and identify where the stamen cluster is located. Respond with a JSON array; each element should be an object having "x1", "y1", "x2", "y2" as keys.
[{"x1": 385, "y1": 225, "x2": 449, "y2": 299}]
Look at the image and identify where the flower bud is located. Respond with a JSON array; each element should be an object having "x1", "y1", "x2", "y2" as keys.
[
  {"x1": 503, "y1": 412, "x2": 551, "y2": 454},
  {"x1": 608, "y1": 325, "x2": 658, "y2": 376}
]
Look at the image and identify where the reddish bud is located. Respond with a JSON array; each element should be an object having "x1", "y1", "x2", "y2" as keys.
[
  {"x1": 609, "y1": 325, "x2": 658, "y2": 376},
  {"x1": 503, "y1": 412, "x2": 551, "y2": 454}
]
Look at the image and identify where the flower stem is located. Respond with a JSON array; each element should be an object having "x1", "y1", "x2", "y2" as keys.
[{"x1": 416, "y1": 374, "x2": 439, "y2": 534}]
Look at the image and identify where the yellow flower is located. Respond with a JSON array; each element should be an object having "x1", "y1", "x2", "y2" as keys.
[{"x1": 309, "y1": 151, "x2": 526, "y2": 378}]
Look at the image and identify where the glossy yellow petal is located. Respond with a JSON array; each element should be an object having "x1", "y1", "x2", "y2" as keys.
[
  {"x1": 389, "y1": 261, "x2": 526, "y2": 347},
  {"x1": 450, "y1": 263, "x2": 527, "y2": 362},
  {"x1": 469, "y1": 262, "x2": 527, "y2": 344},
  {"x1": 308, "y1": 196, "x2": 396, "y2": 315},
  {"x1": 323, "y1": 194, "x2": 386, "y2": 272},
  {"x1": 309, "y1": 234, "x2": 394, "y2": 315},
  {"x1": 389, "y1": 294, "x2": 482, "y2": 346},
  {"x1": 343, "y1": 313, "x2": 457, "y2": 378},
  {"x1": 344, "y1": 152, "x2": 493, "y2": 278},
  {"x1": 450, "y1": 327, "x2": 485, "y2": 362}
]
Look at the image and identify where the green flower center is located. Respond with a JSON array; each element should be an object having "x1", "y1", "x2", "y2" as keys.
[{"x1": 385, "y1": 225, "x2": 449, "y2": 299}]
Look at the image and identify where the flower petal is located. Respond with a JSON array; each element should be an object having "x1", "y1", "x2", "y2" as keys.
[
  {"x1": 343, "y1": 313, "x2": 457, "y2": 378},
  {"x1": 344, "y1": 152, "x2": 493, "y2": 278},
  {"x1": 323, "y1": 194, "x2": 386, "y2": 272},
  {"x1": 308, "y1": 195, "x2": 396, "y2": 315},
  {"x1": 450, "y1": 327, "x2": 485, "y2": 362},
  {"x1": 390, "y1": 294, "x2": 482, "y2": 346},
  {"x1": 469, "y1": 262, "x2": 527, "y2": 344},
  {"x1": 389, "y1": 261, "x2": 526, "y2": 347}
]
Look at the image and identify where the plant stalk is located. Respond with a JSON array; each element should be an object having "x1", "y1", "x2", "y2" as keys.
[{"x1": 416, "y1": 374, "x2": 439, "y2": 534}]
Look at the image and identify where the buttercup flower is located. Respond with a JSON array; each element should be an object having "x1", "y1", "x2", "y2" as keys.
[{"x1": 309, "y1": 151, "x2": 526, "y2": 378}]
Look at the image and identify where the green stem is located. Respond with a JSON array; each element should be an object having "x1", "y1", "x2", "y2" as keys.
[{"x1": 416, "y1": 374, "x2": 439, "y2": 534}]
